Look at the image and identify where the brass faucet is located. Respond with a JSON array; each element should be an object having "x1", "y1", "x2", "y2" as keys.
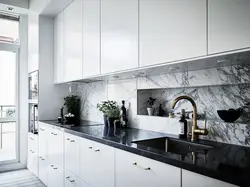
[{"x1": 171, "y1": 95, "x2": 208, "y2": 142}]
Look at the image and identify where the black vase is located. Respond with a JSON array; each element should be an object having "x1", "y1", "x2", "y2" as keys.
[
  {"x1": 103, "y1": 115, "x2": 108, "y2": 126},
  {"x1": 107, "y1": 117, "x2": 116, "y2": 127}
]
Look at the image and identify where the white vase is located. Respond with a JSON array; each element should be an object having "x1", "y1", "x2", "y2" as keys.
[{"x1": 147, "y1": 108, "x2": 154, "y2": 116}]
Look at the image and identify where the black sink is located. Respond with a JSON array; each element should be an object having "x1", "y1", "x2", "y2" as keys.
[{"x1": 132, "y1": 137, "x2": 213, "y2": 155}]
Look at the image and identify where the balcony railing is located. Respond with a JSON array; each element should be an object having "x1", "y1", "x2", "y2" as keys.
[{"x1": 0, "y1": 105, "x2": 15, "y2": 152}]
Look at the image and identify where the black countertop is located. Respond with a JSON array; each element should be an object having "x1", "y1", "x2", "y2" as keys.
[{"x1": 40, "y1": 120, "x2": 250, "y2": 187}]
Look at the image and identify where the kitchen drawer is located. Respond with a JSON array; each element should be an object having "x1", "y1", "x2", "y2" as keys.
[
  {"x1": 65, "y1": 169, "x2": 91, "y2": 187},
  {"x1": 47, "y1": 163, "x2": 64, "y2": 187},
  {"x1": 80, "y1": 138, "x2": 114, "y2": 187},
  {"x1": 115, "y1": 149, "x2": 181, "y2": 187},
  {"x1": 64, "y1": 133, "x2": 80, "y2": 175}
]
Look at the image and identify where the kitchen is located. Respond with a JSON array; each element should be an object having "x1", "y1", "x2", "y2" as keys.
[{"x1": 0, "y1": 0, "x2": 250, "y2": 187}]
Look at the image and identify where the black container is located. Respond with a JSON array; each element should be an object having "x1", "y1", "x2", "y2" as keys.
[
  {"x1": 103, "y1": 114, "x2": 108, "y2": 126},
  {"x1": 217, "y1": 110, "x2": 241, "y2": 122},
  {"x1": 107, "y1": 117, "x2": 116, "y2": 127}
]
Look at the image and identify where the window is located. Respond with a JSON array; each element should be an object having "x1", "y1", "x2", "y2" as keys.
[{"x1": 0, "y1": 16, "x2": 19, "y2": 43}]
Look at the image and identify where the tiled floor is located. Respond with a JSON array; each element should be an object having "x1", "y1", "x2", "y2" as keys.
[{"x1": 0, "y1": 169, "x2": 46, "y2": 187}]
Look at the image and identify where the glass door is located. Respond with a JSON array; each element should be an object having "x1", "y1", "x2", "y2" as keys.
[
  {"x1": 0, "y1": 15, "x2": 19, "y2": 165},
  {"x1": 0, "y1": 50, "x2": 17, "y2": 164}
]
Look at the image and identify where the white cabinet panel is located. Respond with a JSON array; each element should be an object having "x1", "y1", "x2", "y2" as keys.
[
  {"x1": 64, "y1": 0, "x2": 83, "y2": 81},
  {"x1": 80, "y1": 138, "x2": 114, "y2": 187},
  {"x1": 139, "y1": 0, "x2": 207, "y2": 67},
  {"x1": 182, "y1": 170, "x2": 237, "y2": 187},
  {"x1": 27, "y1": 133, "x2": 39, "y2": 177},
  {"x1": 38, "y1": 123, "x2": 49, "y2": 185},
  {"x1": 54, "y1": 11, "x2": 64, "y2": 83},
  {"x1": 64, "y1": 133, "x2": 80, "y2": 176},
  {"x1": 47, "y1": 163, "x2": 64, "y2": 187},
  {"x1": 101, "y1": 0, "x2": 138, "y2": 74},
  {"x1": 208, "y1": 0, "x2": 250, "y2": 54},
  {"x1": 115, "y1": 149, "x2": 181, "y2": 187},
  {"x1": 38, "y1": 156, "x2": 48, "y2": 186},
  {"x1": 48, "y1": 128, "x2": 64, "y2": 166},
  {"x1": 65, "y1": 170, "x2": 90, "y2": 187},
  {"x1": 82, "y1": 0, "x2": 100, "y2": 77}
]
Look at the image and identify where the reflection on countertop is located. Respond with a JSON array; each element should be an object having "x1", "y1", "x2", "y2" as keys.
[{"x1": 40, "y1": 120, "x2": 250, "y2": 187}]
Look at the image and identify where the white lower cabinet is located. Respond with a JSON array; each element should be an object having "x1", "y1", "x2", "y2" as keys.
[
  {"x1": 65, "y1": 169, "x2": 91, "y2": 187},
  {"x1": 48, "y1": 163, "x2": 64, "y2": 187},
  {"x1": 27, "y1": 133, "x2": 39, "y2": 177},
  {"x1": 64, "y1": 133, "x2": 80, "y2": 176},
  {"x1": 80, "y1": 138, "x2": 114, "y2": 187},
  {"x1": 115, "y1": 149, "x2": 181, "y2": 187},
  {"x1": 182, "y1": 170, "x2": 237, "y2": 187}
]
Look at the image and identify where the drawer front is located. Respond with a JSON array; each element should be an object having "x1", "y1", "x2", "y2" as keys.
[
  {"x1": 38, "y1": 155, "x2": 48, "y2": 186},
  {"x1": 65, "y1": 169, "x2": 91, "y2": 187},
  {"x1": 65, "y1": 133, "x2": 80, "y2": 175},
  {"x1": 115, "y1": 149, "x2": 181, "y2": 187},
  {"x1": 80, "y1": 138, "x2": 114, "y2": 187},
  {"x1": 47, "y1": 163, "x2": 64, "y2": 187}
]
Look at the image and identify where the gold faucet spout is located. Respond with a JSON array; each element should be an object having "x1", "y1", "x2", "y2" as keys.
[{"x1": 171, "y1": 95, "x2": 208, "y2": 142}]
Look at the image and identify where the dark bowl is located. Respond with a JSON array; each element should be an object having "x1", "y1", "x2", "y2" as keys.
[{"x1": 217, "y1": 110, "x2": 241, "y2": 122}]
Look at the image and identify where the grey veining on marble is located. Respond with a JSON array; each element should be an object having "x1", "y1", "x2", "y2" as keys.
[{"x1": 74, "y1": 63, "x2": 250, "y2": 147}]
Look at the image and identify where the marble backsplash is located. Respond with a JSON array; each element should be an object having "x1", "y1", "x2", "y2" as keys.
[{"x1": 74, "y1": 64, "x2": 250, "y2": 147}]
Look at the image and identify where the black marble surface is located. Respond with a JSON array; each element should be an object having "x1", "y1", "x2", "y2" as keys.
[{"x1": 40, "y1": 120, "x2": 250, "y2": 187}]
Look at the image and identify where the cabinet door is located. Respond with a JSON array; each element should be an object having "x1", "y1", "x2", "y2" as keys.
[
  {"x1": 82, "y1": 0, "x2": 100, "y2": 77},
  {"x1": 80, "y1": 138, "x2": 115, "y2": 187},
  {"x1": 208, "y1": 0, "x2": 250, "y2": 54},
  {"x1": 27, "y1": 133, "x2": 39, "y2": 176},
  {"x1": 64, "y1": 0, "x2": 83, "y2": 82},
  {"x1": 182, "y1": 170, "x2": 237, "y2": 187},
  {"x1": 48, "y1": 128, "x2": 64, "y2": 166},
  {"x1": 38, "y1": 123, "x2": 48, "y2": 157},
  {"x1": 115, "y1": 149, "x2": 181, "y2": 187},
  {"x1": 139, "y1": 0, "x2": 206, "y2": 67},
  {"x1": 54, "y1": 11, "x2": 64, "y2": 83},
  {"x1": 101, "y1": 0, "x2": 138, "y2": 74},
  {"x1": 65, "y1": 170, "x2": 87, "y2": 187},
  {"x1": 38, "y1": 156, "x2": 48, "y2": 186},
  {"x1": 47, "y1": 164, "x2": 64, "y2": 187},
  {"x1": 64, "y1": 133, "x2": 80, "y2": 176}
]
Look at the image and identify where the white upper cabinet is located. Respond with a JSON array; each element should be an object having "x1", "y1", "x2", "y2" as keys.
[
  {"x1": 208, "y1": 0, "x2": 250, "y2": 54},
  {"x1": 82, "y1": 0, "x2": 101, "y2": 77},
  {"x1": 182, "y1": 170, "x2": 237, "y2": 187},
  {"x1": 54, "y1": 11, "x2": 64, "y2": 83},
  {"x1": 101, "y1": 0, "x2": 139, "y2": 74},
  {"x1": 64, "y1": 0, "x2": 83, "y2": 82},
  {"x1": 139, "y1": 0, "x2": 207, "y2": 67}
]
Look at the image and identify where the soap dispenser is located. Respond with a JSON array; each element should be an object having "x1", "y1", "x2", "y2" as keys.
[{"x1": 179, "y1": 109, "x2": 187, "y2": 139}]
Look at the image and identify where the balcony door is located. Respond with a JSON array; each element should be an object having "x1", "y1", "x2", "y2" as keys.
[{"x1": 0, "y1": 15, "x2": 19, "y2": 165}]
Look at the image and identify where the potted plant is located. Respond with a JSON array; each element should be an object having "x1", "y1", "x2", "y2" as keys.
[
  {"x1": 64, "y1": 95, "x2": 81, "y2": 125},
  {"x1": 97, "y1": 101, "x2": 120, "y2": 127},
  {"x1": 147, "y1": 97, "x2": 156, "y2": 116}
]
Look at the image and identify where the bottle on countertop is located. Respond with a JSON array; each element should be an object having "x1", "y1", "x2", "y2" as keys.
[
  {"x1": 179, "y1": 109, "x2": 187, "y2": 139},
  {"x1": 120, "y1": 100, "x2": 128, "y2": 128},
  {"x1": 158, "y1": 104, "x2": 164, "y2": 116}
]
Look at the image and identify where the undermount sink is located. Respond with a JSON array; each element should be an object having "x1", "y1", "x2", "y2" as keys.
[{"x1": 132, "y1": 137, "x2": 213, "y2": 155}]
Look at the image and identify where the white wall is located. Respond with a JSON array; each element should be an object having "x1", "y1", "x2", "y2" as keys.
[{"x1": 38, "y1": 16, "x2": 69, "y2": 120}]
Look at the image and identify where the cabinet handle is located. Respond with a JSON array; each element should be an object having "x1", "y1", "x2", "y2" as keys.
[
  {"x1": 41, "y1": 158, "x2": 45, "y2": 161},
  {"x1": 88, "y1": 147, "x2": 92, "y2": 149},
  {"x1": 133, "y1": 162, "x2": 137, "y2": 165},
  {"x1": 66, "y1": 138, "x2": 70, "y2": 141},
  {"x1": 70, "y1": 140, "x2": 75, "y2": 142},
  {"x1": 51, "y1": 165, "x2": 54, "y2": 167},
  {"x1": 54, "y1": 133, "x2": 57, "y2": 136},
  {"x1": 53, "y1": 167, "x2": 58, "y2": 170},
  {"x1": 144, "y1": 167, "x2": 151, "y2": 170},
  {"x1": 51, "y1": 132, "x2": 54, "y2": 135},
  {"x1": 39, "y1": 156, "x2": 42, "y2": 158},
  {"x1": 95, "y1": 149, "x2": 100, "y2": 152},
  {"x1": 66, "y1": 176, "x2": 75, "y2": 183}
]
